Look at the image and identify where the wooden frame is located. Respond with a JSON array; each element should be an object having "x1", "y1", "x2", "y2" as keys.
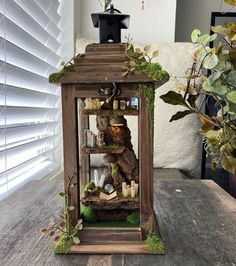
[{"x1": 58, "y1": 43, "x2": 168, "y2": 253}]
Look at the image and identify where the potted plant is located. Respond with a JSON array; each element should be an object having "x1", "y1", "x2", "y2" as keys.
[{"x1": 159, "y1": 1, "x2": 236, "y2": 195}]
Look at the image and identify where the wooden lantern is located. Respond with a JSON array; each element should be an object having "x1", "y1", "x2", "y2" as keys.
[{"x1": 54, "y1": 43, "x2": 168, "y2": 254}]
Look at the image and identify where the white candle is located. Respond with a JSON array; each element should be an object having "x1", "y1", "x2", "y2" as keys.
[
  {"x1": 123, "y1": 188, "x2": 128, "y2": 198},
  {"x1": 134, "y1": 184, "x2": 139, "y2": 195},
  {"x1": 131, "y1": 187, "x2": 136, "y2": 198},
  {"x1": 126, "y1": 185, "x2": 131, "y2": 196},
  {"x1": 122, "y1": 182, "x2": 126, "y2": 195},
  {"x1": 131, "y1": 180, "x2": 135, "y2": 187},
  {"x1": 113, "y1": 99, "x2": 119, "y2": 110}
]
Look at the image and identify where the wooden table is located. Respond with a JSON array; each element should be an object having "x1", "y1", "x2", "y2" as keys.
[{"x1": 0, "y1": 170, "x2": 235, "y2": 265}]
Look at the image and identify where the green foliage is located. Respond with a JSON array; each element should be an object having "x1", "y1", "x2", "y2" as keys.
[
  {"x1": 123, "y1": 43, "x2": 169, "y2": 81},
  {"x1": 49, "y1": 65, "x2": 76, "y2": 83},
  {"x1": 139, "y1": 84, "x2": 155, "y2": 140},
  {"x1": 126, "y1": 212, "x2": 140, "y2": 225},
  {"x1": 145, "y1": 232, "x2": 165, "y2": 254},
  {"x1": 81, "y1": 206, "x2": 98, "y2": 223},
  {"x1": 159, "y1": 25, "x2": 236, "y2": 174},
  {"x1": 54, "y1": 233, "x2": 74, "y2": 254},
  {"x1": 49, "y1": 55, "x2": 84, "y2": 83},
  {"x1": 84, "y1": 181, "x2": 96, "y2": 191},
  {"x1": 41, "y1": 174, "x2": 83, "y2": 253}
]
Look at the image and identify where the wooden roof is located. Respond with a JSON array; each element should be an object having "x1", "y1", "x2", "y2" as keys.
[{"x1": 56, "y1": 43, "x2": 167, "y2": 85}]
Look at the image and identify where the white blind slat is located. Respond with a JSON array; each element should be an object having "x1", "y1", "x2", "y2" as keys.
[
  {"x1": 0, "y1": 14, "x2": 61, "y2": 66},
  {"x1": 13, "y1": 0, "x2": 61, "y2": 39},
  {"x1": 0, "y1": 0, "x2": 63, "y2": 198},
  {"x1": 1, "y1": 0, "x2": 61, "y2": 50},
  {"x1": 0, "y1": 84, "x2": 60, "y2": 108},
  {"x1": 0, "y1": 38, "x2": 58, "y2": 76}
]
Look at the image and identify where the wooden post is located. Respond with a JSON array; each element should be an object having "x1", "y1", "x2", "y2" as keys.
[
  {"x1": 61, "y1": 85, "x2": 80, "y2": 225},
  {"x1": 139, "y1": 91, "x2": 155, "y2": 240}
]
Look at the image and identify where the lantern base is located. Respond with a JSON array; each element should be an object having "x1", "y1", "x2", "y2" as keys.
[{"x1": 67, "y1": 242, "x2": 164, "y2": 254}]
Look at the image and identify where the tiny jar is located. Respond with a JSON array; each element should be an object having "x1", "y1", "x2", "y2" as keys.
[
  {"x1": 120, "y1": 98, "x2": 127, "y2": 110},
  {"x1": 113, "y1": 98, "x2": 119, "y2": 110}
]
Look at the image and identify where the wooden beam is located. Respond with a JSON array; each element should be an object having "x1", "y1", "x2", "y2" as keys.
[{"x1": 61, "y1": 84, "x2": 80, "y2": 225}]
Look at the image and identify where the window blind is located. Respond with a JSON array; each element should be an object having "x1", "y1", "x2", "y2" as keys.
[{"x1": 0, "y1": 0, "x2": 63, "y2": 197}]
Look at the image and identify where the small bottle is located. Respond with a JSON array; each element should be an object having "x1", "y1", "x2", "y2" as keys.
[
  {"x1": 120, "y1": 99, "x2": 127, "y2": 110},
  {"x1": 113, "y1": 99, "x2": 119, "y2": 110}
]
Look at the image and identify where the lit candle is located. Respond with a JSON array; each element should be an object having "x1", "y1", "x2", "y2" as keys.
[
  {"x1": 131, "y1": 187, "x2": 136, "y2": 198},
  {"x1": 134, "y1": 184, "x2": 139, "y2": 195}
]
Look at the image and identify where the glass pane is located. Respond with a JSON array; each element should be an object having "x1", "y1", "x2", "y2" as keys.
[{"x1": 78, "y1": 96, "x2": 140, "y2": 228}]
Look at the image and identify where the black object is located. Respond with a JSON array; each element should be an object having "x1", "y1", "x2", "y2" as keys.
[{"x1": 91, "y1": 4, "x2": 130, "y2": 43}]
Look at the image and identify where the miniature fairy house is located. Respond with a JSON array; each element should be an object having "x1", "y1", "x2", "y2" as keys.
[{"x1": 49, "y1": 5, "x2": 169, "y2": 254}]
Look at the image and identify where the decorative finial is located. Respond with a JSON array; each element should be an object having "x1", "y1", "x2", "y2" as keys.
[{"x1": 99, "y1": 0, "x2": 112, "y2": 12}]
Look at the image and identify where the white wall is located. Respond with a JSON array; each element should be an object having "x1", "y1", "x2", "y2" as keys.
[
  {"x1": 175, "y1": 0, "x2": 236, "y2": 42},
  {"x1": 77, "y1": 0, "x2": 177, "y2": 44},
  {"x1": 58, "y1": 0, "x2": 75, "y2": 61}
]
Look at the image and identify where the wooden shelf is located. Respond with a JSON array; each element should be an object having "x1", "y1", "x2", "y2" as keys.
[
  {"x1": 81, "y1": 195, "x2": 140, "y2": 210},
  {"x1": 80, "y1": 109, "x2": 139, "y2": 116},
  {"x1": 81, "y1": 145, "x2": 125, "y2": 154}
]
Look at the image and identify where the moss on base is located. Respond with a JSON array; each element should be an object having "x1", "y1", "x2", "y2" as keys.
[
  {"x1": 145, "y1": 232, "x2": 164, "y2": 254},
  {"x1": 54, "y1": 234, "x2": 74, "y2": 254}
]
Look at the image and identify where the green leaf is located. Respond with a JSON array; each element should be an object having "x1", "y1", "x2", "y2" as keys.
[
  {"x1": 226, "y1": 71, "x2": 236, "y2": 87},
  {"x1": 224, "y1": 0, "x2": 236, "y2": 6},
  {"x1": 226, "y1": 91, "x2": 236, "y2": 103},
  {"x1": 203, "y1": 79, "x2": 227, "y2": 95},
  {"x1": 191, "y1": 29, "x2": 201, "y2": 43},
  {"x1": 205, "y1": 130, "x2": 219, "y2": 139},
  {"x1": 220, "y1": 143, "x2": 233, "y2": 153},
  {"x1": 144, "y1": 45, "x2": 150, "y2": 52},
  {"x1": 169, "y1": 110, "x2": 194, "y2": 122},
  {"x1": 58, "y1": 192, "x2": 65, "y2": 197},
  {"x1": 72, "y1": 237, "x2": 80, "y2": 245},
  {"x1": 129, "y1": 61, "x2": 136, "y2": 67},
  {"x1": 228, "y1": 101, "x2": 236, "y2": 114},
  {"x1": 152, "y1": 50, "x2": 159, "y2": 57},
  {"x1": 203, "y1": 53, "x2": 219, "y2": 69},
  {"x1": 208, "y1": 71, "x2": 222, "y2": 84},
  {"x1": 196, "y1": 34, "x2": 210, "y2": 45},
  {"x1": 211, "y1": 25, "x2": 228, "y2": 36},
  {"x1": 222, "y1": 155, "x2": 236, "y2": 174},
  {"x1": 160, "y1": 91, "x2": 190, "y2": 108},
  {"x1": 209, "y1": 33, "x2": 217, "y2": 42}
]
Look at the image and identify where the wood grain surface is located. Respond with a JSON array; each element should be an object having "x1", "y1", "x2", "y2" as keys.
[{"x1": 0, "y1": 170, "x2": 236, "y2": 265}]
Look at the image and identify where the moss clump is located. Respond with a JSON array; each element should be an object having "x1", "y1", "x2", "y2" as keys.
[
  {"x1": 136, "y1": 62, "x2": 169, "y2": 81},
  {"x1": 49, "y1": 65, "x2": 76, "y2": 83},
  {"x1": 81, "y1": 206, "x2": 98, "y2": 223},
  {"x1": 145, "y1": 232, "x2": 164, "y2": 254},
  {"x1": 84, "y1": 181, "x2": 96, "y2": 191},
  {"x1": 139, "y1": 84, "x2": 155, "y2": 141},
  {"x1": 54, "y1": 233, "x2": 74, "y2": 254},
  {"x1": 126, "y1": 212, "x2": 140, "y2": 225}
]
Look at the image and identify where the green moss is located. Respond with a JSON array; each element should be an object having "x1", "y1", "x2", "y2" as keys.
[
  {"x1": 81, "y1": 206, "x2": 98, "y2": 223},
  {"x1": 139, "y1": 84, "x2": 155, "y2": 141},
  {"x1": 136, "y1": 62, "x2": 169, "y2": 81},
  {"x1": 126, "y1": 212, "x2": 140, "y2": 225},
  {"x1": 54, "y1": 233, "x2": 74, "y2": 254},
  {"x1": 145, "y1": 232, "x2": 165, "y2": 254},
  {"x1": 49, "y1": 65, "x2": 76, "y2": 83}
]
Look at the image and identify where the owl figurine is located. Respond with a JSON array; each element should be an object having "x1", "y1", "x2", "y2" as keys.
[{"x1": 99, "y1": 0, "x2": 112, "y2": 11}]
